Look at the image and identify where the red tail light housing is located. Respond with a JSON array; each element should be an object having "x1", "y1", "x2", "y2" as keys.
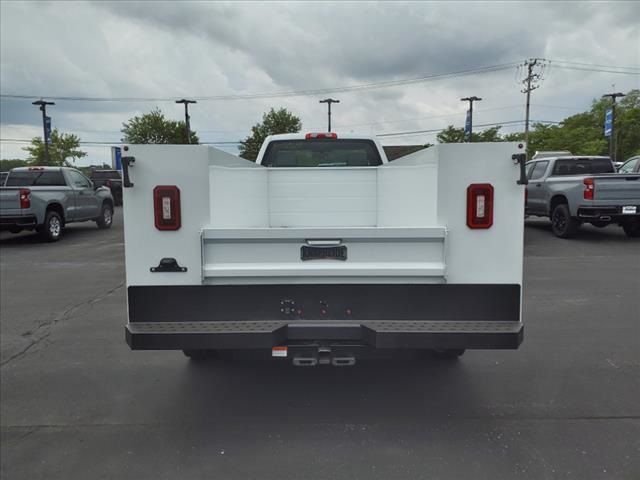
[
  {"x1": 305, "y1": 132, "x2": 338, "y2": 139},
  {"x1": 19, "y1": 188, "x2": 31, "y2": 209},
  {"x1": 467, "y1": 183, "x2": 494, "y2": 229},
  {"x1": 153, "y1": 185, "x2": 181, "y2": 231},
  {"x1": 583, "y1": 177, "x2": 594, "y2": 200}
]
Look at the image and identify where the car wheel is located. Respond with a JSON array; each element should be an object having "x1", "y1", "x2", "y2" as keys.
[
  {"x1": 183, "y1": 349, "x2": 218, "y2": 361},
  {"x1": 622, "y1": 220, "x2": 640, "y2": 238},
  {"x1": 41, "y1": 211, "x2": 62, "y2": 242},
  {"x1": 551, "y1": 203, "x2": 580, "y2": 238},
  {"x1": 96, "y1": 203, "x2": 113, "y2": 229}
]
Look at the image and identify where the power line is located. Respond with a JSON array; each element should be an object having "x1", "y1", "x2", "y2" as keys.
[
  {"x1": 551, "y1": 60, "x2": 640, "y2": 71},
  {"x1": 0, "y1": 62, "x2": 519, "y2": 103},
  {"x1": 361, "y1": 119, "x2": 561, "y2": 138}
]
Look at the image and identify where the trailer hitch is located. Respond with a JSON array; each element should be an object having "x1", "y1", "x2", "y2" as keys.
[{"x1": 512, "y1": 153, "x2": 528, "y2": 185}]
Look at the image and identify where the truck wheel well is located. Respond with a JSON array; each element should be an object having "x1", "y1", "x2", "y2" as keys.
[
  {"x1": 549, "y1": 195, "x2": 568, "y2": 215},
  {"x1": 46, "y1": 203, "x2": 65, "y2": 224},
  {"x1": 103, "y1": 199, "x2": 114, "y2": 209}
]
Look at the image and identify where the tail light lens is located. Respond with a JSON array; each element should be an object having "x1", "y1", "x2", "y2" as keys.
[
  {"x1": 583, "y1": 178, "x2": 594, "y2": 200},
  {"x1": 467, "y1": 183, "x2": 494, "y2": 229},
  {"x1": 153, "y1": 185, "x2": 181, "y2": 231},
  {"x1": 305, "y1": 132, "x2": 338, "y2": 139},
  {"x1": 19, "y1": 188, "x2": 31, "y2": 209}
]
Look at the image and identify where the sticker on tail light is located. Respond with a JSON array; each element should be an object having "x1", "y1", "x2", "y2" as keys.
[
  {"x1": 153, "y1": 185, "x2": 181, "y2": 230},
  {"x1": 467, "y1": 183, "x2": 494, "y2": 229}
]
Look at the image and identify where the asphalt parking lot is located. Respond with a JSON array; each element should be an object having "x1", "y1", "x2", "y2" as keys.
[{"x1": 1, "y1": 210, "x2": 639, "y2": 480}]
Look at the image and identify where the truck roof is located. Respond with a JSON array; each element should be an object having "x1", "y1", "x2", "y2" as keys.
[
  {"x1": 528, "y1": 155, "x2": 611, "y2": 162},
  {"x1": 265, "y1": 132, "x2": 380, "y2": 142},
  {"x1": 10, "y1": 166, "x2": 68, "y2": 172}
]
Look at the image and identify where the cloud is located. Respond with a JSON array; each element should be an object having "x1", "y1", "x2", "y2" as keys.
[{"x1": 1, "y1": 1, "x2": 638, "y2": 164}]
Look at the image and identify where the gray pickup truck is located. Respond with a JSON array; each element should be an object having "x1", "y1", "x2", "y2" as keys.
[
  {"x1": 0, "y1": 166, "x2": 114, "y2": 241},
  {"x1": 525, "y1": 156, "x2": 640, "y2": 238}
]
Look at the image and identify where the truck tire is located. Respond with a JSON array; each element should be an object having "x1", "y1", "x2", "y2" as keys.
[
  {"x1": 431, "y1": 349, "x2": 466, "y2": 359},
  {"x1": 551, "y1": 203, "x2": 580, "y2": 238},
  {"x1": 183, "y1": 349, "x2": 218, "y2": 361},
  {"x1": 40, "y1": 211, "x2": 62, "y2": 242},
  {"x1": 622, "y1": 220, "x2": 640, "y2": 238},
  {"x1": 96, "y1": 203, "x2": 113, "y2": 229}
]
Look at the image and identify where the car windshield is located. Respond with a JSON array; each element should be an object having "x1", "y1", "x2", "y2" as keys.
[
  {"x1": 262, "y1": 139, "x2": 382, "y2": 167},
  {"x1": 5, "y1": 170, "x2": 66, "y2": 186}
]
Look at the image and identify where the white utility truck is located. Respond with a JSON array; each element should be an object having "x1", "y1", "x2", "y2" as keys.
[{"x1": 123, "y1": 133, "x2": 527, "y2": 365}]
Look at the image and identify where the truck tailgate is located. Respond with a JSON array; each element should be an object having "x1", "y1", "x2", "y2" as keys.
[
  {"x1": 0, "y1": 188, "x2": 21, "y2": 211},
  {"x1": 594, "y1": 175, "x2": 640, "y2": 201}
]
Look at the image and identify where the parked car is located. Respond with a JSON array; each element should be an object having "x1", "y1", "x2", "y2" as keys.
[
  {"x1": 618, "y1": 156, "x2": 640, "y2": 174},
  {"x1": 525, "y1": 156, "x2": 640, "y2": 238},
  {"x1": 90, "y1": 169, "x2": 123, "y2": 205},
  {"x1": 0, "y1": 166, "x2": 114, "y2": 241}
]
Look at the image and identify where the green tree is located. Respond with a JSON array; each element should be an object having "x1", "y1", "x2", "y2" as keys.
[
  {"x1": 121, "y1": 108, "x2": 199, "y2": 144},
  {"x1": 0, "y1": 158, "x2": 29, "y2": 171},
  {"x1": 239, "y1": 108, "x2": 302, "y2": 160},
  {"x1": 436, "y1": 125, "x2": 502, "y2": 143},
  {"x1": 23, "y1": 129, "x2": 87, "y2": 166},
  {"x1": 506, "y1": 89, "x2": 639, "y2": 159}
]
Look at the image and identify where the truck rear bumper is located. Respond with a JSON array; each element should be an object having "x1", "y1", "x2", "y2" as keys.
[
  {"x1": 126, "y1": 320, "x2": 523, "y2": 350},
  {"x1": 125, "y1": 284, "x2": 523, "y2": 351},
  {"x1": 577, "y1": 205, "x2": 640, "y2": 221},
  {"x1": 0, "y1": 214, "x2": 37, "y2": 230}
]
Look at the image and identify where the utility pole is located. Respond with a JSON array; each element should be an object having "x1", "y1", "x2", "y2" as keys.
[
  {"x1": 460, "y1": 96, "x2": 482, "y2": 141},
  {"x1": 602, "y1": 92, "x2": 625, "y2": 162},
  {"x1": 32, "y1": 99, "x2": 55, "y2": 164},
  {"x1": 520, "y1": 58, "x2": 547, "y2": 159},
  {"x1": 319, "y1": 98, "x2": 340, "y2": 132},
  {"x1": 175, "y1": 99, "x2": 196, "y2": 144}
]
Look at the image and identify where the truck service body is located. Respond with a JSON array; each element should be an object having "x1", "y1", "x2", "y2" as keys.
[{"x1": 123, "y1": 134, "x2": 527, "y2": 364}]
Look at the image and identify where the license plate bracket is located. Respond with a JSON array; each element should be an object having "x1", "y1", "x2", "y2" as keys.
[{"x1": 301, "y1": 245, "x2": 347, "y2": 261}]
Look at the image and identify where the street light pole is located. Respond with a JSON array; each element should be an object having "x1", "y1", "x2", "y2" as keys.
[
  {"x1": 175, "y1": 99, "x2": 197, "y2": 144},
  {"x1": 319, "y1": 98, "x2": 340, "y2": 132},
  {"x1": 460, "y1": 96, "x2": 482, "y2": 141},
  {"x1": 32, "y1": 99, "x2": 55, "y2": 164},
  {"x1": 602, "y1": 92, "x2": 625, "y2": 163}
]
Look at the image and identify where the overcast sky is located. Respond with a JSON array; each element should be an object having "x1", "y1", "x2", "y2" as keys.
[{"x1": 1, "y1": 1, "x2": 639, "y2": 166}]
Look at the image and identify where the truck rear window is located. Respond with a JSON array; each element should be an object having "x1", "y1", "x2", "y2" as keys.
[
  {"x1": 5, "y1": 171, "x2": 66, "y2": 186},
  {"x1": 262, "y1": 139, "x2": 382, "y2": 167},
  {"x1": 552, "y1": 158, "x2": 614, "y2": 175}
]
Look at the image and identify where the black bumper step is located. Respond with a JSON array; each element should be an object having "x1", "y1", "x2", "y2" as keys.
[{"x1": 126, "y1": 320, "x2": 523, "y2": 350}]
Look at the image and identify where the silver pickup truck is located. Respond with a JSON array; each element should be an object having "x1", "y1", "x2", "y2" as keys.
[
  {"x1": 525, "y1": 156, "x2": 640, "y2": 238},
  {"x1": 0, "y1": 166, "x2": 114, "y2": 241}
]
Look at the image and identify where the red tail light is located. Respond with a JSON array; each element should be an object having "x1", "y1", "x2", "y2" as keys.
[
  {"x1": 305, "y1": 132, "x2": 337, "y2": 139},
  {"x1": 583, "y1": 177, "x2": 594, "y2": 200},
  {"x1": 19, "y1": 188, "x2": 31, "y2": 209},
  {"x1": 467, "y1": 183, "x2": 494, "y2": 229},
  {"x1": 153, "y1": 185, "x2": 181, "y2": 231}
]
